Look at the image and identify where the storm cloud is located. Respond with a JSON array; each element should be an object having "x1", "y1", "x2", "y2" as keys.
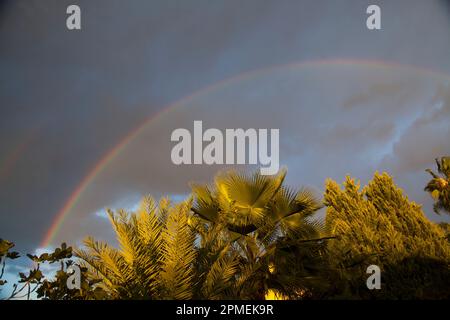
[{"x1": 1, "y1": 0, "x2": 450, "y2": 256}]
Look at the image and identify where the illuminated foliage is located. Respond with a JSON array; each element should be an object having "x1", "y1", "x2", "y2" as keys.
[
  {"x1": 425, "y1": 157, "x2": 450, "y2": 215},
  {"x1": 3, "y1": 164, "x2": 450, "y2": 300},
  {"x1": 324, "y1": 172, "x2": 450, "y2": 299},
  {"x1": 76, "y1": 197, "x2": 243, "y2": 299},
  {"x1": 191, "y1": 169, "x2": 330, "y2": 299}
]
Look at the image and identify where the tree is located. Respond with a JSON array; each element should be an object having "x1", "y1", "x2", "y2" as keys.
[
  {"x1": 0, "y1": 238, "x2": 48, "y2": 300},
  {"x1": 425, "y1": 157, "x2": 450, "y2": 215},
  {"x1": 0, "y1": 240, "x2": 99, "y2": 300},
  {"x1": 191, "y1": 168, "x2": 331, "y2": 299},
  {"x1": 0, "y1": 239, "x2": 20, "y2": 292},
  {"x1": 32, "y1": 244, "x2": 106, "y2": 300},
  {"x1": 76, "y1": 197, "x2": 242, "y2": 299},
  {"x1": 324, "y1": 172, "x2": 450, "y2": 299}
]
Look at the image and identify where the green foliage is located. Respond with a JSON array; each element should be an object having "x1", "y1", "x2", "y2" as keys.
[
  {"x1": 32, "y1": 244, "x2": 107, "y2": 300},
  {"x1": 438, "y1": 222, "x2": 450, "y2": 242},
  {"x1": 324, "y1": 172, "x2": 450, "y2": 299},
  {"x1": 4, "y1": 162, "x2": 450, "y2": 300},
  {"x1": 188, "y1": 219, "x2": 240, "y2": 299},
  {"x1": 425, "y1": 157, "x2": 450, "y2": 214},
  {"x1": 0, "y1": 242, "x2": 100, "y2": 300},
  {"x1": 191, "y1": 169, "x2": 330, "y2": 299},
  {"x1": 36, "y1": 260, "x2": 106, "y2": 300},
  {"x1": 191, "y1": 168, "x2": 322, "y2": 236},
  {"x1": 76, "y1": 197, "x2": 242, "y2": 299},
  {"x1": 76, "y1": 169, "x2": 329, "y2": 299},
  {"x1": 0, "y1": 239, "x2": 20, "y2": 287}
]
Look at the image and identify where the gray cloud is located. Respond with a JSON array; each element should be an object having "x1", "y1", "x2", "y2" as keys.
[
  {"x1": 1, "y1": 0, "x2": 450, "y2": 252},
  {"x1": 54, "y1": 65, "x2": 450, "y2": 246}
]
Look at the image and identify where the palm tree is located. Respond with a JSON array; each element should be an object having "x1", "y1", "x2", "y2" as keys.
[
  {"x1": 190, "y1": 168, "x2": 331, "y2": 299},
  {"x1": 75, "y1": 169, "x2": 332, "y2": 299},
  {"x1": 75, "y1": 197, "x2": 241, "y2": 299},
  {"x1": 425, "y1": 157, "x2": 450, "y2": 215}
]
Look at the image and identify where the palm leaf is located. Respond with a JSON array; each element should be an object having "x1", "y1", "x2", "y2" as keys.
[{"x1": 159, "y1": 201, "x2": 196, "y2": 299}]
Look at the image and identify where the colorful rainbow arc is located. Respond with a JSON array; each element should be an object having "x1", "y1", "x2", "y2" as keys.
[{"x1": 40, "y1": 58, "x2": 450, "y2": 247}]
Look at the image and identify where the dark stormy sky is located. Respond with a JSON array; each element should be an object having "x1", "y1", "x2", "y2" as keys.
[{"x1": 1, "y1": 0, "x2": 450, "y2": 271}]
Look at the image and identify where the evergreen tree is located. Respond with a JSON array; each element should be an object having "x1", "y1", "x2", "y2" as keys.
[{"x1": 324, "y1": 172, "x2": 450, "y2": 299}]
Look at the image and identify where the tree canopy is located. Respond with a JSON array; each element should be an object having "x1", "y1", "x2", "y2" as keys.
[
  {"x1": 324, "y1": 172, "x2": 450, "y2": 299},
  {"x1": 2, "y1": 166, "x2": 450, "y2": 300}
]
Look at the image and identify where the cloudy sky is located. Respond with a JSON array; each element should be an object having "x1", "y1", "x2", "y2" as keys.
[{"x1": 1, "y1": 0, "x2": 450, "y2": 284}]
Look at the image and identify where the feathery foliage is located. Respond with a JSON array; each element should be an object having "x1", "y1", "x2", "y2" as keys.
[
  {"x1": 324, "y1": 172, "x2": 450, "y2": 299},
  {"x1": 4, "y1": 163, "x2": 450, "y2": 300},
  {"x1": 76, "y1": 197, "x2": 197, "y2": 299},
  {"x1": 76, "y1": 197, "x2": 244, "y2": 299}
]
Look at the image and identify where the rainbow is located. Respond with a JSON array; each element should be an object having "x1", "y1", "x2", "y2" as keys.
[{"x1": 40, "y1": 58, "x2": 450, "y2": 247}]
